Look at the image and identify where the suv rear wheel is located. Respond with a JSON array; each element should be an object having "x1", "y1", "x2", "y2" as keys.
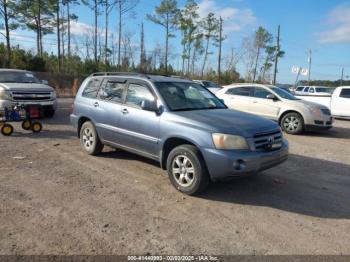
[
  {"x1": 80, "y1": 121, "x2": 104, "y2": 155},
  {"x1": 166, "y1": 145, "x2": 210, "y2": 195},
  {"x1": 281, "y1": 112, "x2": 304, "y2": 134}
]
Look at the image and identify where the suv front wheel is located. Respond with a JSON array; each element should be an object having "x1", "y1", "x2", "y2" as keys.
[
  {"x1": 166, "y1": 145, "x2": 210, "y2": 195},
  {"x1": 80, "y1": 121, "x2": 104, "y2": 155}
]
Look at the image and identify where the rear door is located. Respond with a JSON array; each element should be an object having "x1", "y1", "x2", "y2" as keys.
[
  {"x1": 250, "y1": 86, "x2": 281, "y2": 120},
  {"x1": 331, "y1": 88, "x2": 350, "y2": 117},
  {"x1": 94, "y1": 77, "x2": 127, "y2": 142},
  {"x1": 118, "y1": 80, "x2": 160, "y2": 158},
  {"x1": 222, "y1": 86, "x2": 254, "y2": 112}
]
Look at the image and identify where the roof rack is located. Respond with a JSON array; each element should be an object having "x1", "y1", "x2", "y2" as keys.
[
  {"x1": 90, "y1": 72, "x2": 152, "y2": 79},
  {"x1": 90, "y1": 72, "x2": 187, "y2": 80}
]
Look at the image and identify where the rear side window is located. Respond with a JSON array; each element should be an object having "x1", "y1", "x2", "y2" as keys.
[
  {"x1": 304, "y1": 87, "x2": 309, "y2": 92},
  {"x1": 226, "y1": 86, "x2": 252, "y2": 96},
  {"x1": 340, "y1": 88, "x2": 350, "y2": 98},
  {"x1": 309, "y1": 87, "x2": 315, "y2": 93},
  {"x1": 126, "y1": 83, "x2": 154, "y2": 107},
  {"x1": 82, "y1": 78, "x2": 102, "y2": 98},
  {"x1": 99, "y1": 80, "x2": 126, "y2": 103}
]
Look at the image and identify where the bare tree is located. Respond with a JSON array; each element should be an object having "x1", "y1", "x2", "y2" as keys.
[
  {"x1": 82, "y1": 0, "x2": 103, "y2": 64},
  {"x1": 62, "y1": 0, "x2": 79, "y2": 57},
  {"x1": 147, "y1": 0, "x2": 179, "y2": 74},
  {"x1": 114, "y1": 0, "x2": 139, "y2": 67},
  {"x1": 0, "y1": 0, "x2": 18, "y2": 66}
]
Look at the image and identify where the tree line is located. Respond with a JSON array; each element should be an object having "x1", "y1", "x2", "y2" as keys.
[{"x1": 0, "y1": 0, "x2": 285, "y2": 85}]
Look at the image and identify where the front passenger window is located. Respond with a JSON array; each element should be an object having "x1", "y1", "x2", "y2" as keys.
[
  {"x1": 126, "y1": 84, "x2": 154, "y2": 107},
  {"x1": 253, "y1": 87, "x2": 272, "y2": 99}
]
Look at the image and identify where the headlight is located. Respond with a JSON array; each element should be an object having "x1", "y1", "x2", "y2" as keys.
[
  {"x1": 0, "y1": 88, "x2": 11, "y2": 100},
  {"x1": 51, "y1": 90, "x2": 57, "y2": 99},
  {"x1": 305, "y1": 104, "x2": 321, "y2": 117},
  {"x1": 212, "y1": 133, "x2": 249, "y2": 150}
]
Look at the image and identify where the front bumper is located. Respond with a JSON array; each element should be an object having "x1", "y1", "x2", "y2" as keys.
[
  {"x1": 304, "y1": 114, "x2": 333, "y2": 131},
  {"x1": 0, "y1": 99, "x2": 58, "y2": 112},
  {"x1": 202, "y1": 140, "x2": 289, "y2": 179}
]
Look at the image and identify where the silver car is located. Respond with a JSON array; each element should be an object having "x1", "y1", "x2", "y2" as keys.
[
  {"x1": 0, "y1": 69, "x2": 57, "y2": 117},
  {"x1": 216, "y1": 84, "x2": 333, "y2": 134}
]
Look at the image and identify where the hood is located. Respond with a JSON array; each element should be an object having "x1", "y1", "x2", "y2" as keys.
[
  {"x1": 0, "y1": 83, "x2": 54, "y2": 92},
  {"x1": 284, "y1": 98, "x2": 328, "y2": 109},
  {"x1": 168, "y1": 109, "x2": 280, "y2": 138}
]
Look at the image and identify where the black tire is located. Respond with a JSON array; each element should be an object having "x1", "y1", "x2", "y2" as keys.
[
  {"x1": 1, "y1": 124, "x2": 14, "y2": 136},
  {"x1": 80, "y1": 121, "x2": 104, "y2": 155},
  {"x1": 166, "y1": 145, "x2": 210, "y2": 195},
  {"x1": 22, "y1": 119, "x2": 32, "y2": 130},
  {"x1": 45, "y1": 110, "x2": 55, "y2": 118},
  {"x1": 280, "y1": 112, "x2": 304, "y2": 134},
  {"x1": 31, "y1": 121, "x2": 42, "y2": 133}
]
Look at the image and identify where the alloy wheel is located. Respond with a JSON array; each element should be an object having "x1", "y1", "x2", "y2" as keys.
[{"x1": 172, "y1": 155, "x2": 195, "y2": 187}]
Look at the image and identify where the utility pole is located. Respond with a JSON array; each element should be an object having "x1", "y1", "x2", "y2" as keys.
[
  {"x1": 308, "y1": 49, "x2": 312, "y2": 86},
  {"x1": 140, "y1": 22, "x2": 145, "y2": 72},
  {"x1": 273, "y1": 25, "x2": 280, "y2": 85},
  {"x1": 341, "y1": 67, "x2": 344, "y2": 86},
  {"x1": 56, "y1": 0, "x2": 61, "y2": 72},
  {"x1": 217, "y1": 17, "x2": 223, "y2": 85}
]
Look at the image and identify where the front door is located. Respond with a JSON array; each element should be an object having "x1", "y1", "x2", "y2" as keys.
[
  {"x1": 118, "y1": 80, "x2": 160, "y2": 158},
  {"x1": 250, "y1": 86, "x2": 281, "y2": 120},
  {"x1": 332, "y1": 88, "x2": 350, "y2": 116}
]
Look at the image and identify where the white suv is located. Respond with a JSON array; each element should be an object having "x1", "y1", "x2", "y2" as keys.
[{"x1": 216, "y1": 84, "x2": 333, "y2": 134}]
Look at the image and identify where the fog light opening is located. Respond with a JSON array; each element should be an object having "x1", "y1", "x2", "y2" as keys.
[{"x1": 233, "y1": 159, "x2": 246, "y2": 171}]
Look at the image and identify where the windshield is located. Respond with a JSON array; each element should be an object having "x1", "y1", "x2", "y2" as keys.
[
  {"x1": 0, "y1": 71, "x2": 41, "y2": 83},
  {"x1": 203, "y1": 81, "x2": 221, "y2": 89},
  {"x1": 315, "y1": 87, "x2": 332, "y2": 93},
  {"x1": 271, "y1": 87, "x2": 300, "y2": 100},
  {"x1": 155, "y1": 82, "x2": 226, "y2": 111}
]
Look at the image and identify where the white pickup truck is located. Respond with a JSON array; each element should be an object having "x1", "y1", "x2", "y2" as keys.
[{"x1": 295, "y1": 86, "x2": 350, "y2": 118}]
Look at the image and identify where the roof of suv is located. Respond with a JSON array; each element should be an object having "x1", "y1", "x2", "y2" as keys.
[
  {"x1": 0, "y1": 69, "x2": 30, "y2": 72},
  {"x1": 90, "y1": 72, "x2": 191, "y2": 83}
]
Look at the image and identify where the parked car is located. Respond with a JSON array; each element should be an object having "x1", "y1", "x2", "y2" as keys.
[
  {"x1": 216, "y1": 84, "x2": 333, "y2": 134},
  {"x1": 71, "y1": 73, "x2": 289, "y2": 195},
  {"x1": 193, "y1": 80, "x2": 222, "y2": 93},
  {"x1": 294, "y1": 86, "x2": 333, "y2": 96},
  {"x1": 0, "y1": 69, "x2": 57, "y2": 117},
  {"x1": 295, "y1": 86, "x2": 350, "y2": 118}
]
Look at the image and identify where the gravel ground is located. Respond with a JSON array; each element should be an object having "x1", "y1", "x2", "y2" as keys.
[{"x1": 0, "y1": 98, "x2": 349, "y2": 255}]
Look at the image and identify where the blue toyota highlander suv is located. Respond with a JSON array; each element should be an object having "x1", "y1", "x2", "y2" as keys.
[{"x1": 71, "y1": 73, "x2": 288, "y2": 195}]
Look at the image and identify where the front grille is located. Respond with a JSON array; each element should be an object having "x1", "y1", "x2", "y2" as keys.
[
  {"x1": 321, "y1": 108, "x2": 331, "y2": 115},
  {"x1": 314, "y1": 120, "x2": 324, "y2": 125},
  {"x1": 11, "y1": 92, "x2": 51, "y2": 101},
  {"x1": 253, "y1": 130, "x2": 283, "y2": 151}
]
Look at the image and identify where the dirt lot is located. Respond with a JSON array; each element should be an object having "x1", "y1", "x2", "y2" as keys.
[{"x1": 0, "y1": 98, "x2": 350, "y2": 255}]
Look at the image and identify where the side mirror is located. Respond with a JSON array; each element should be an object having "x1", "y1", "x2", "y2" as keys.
[
  {"x1": 266, "y1": 94, "x2": 278, "y2": 101},
  {"x1": 141, "y1": 99, "x2": 158, "y2": 112},
  {"x1": 41, "y1": 80, "x2": 49, "y2": 85}
]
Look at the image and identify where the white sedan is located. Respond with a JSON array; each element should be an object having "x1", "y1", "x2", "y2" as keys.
[{"x1": 216, "y1": 83, "x2": 333, "y2": 134}]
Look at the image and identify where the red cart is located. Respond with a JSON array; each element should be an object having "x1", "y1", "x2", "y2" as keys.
[{"x1": 0, "y1": 104, "x2": 43, "y2": 136}]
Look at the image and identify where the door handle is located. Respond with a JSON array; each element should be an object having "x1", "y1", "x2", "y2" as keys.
[
  {"x1": 121, "y1": 108, "x2": 129, "y2": 114},
  {"x1": 253, "y1": 101, "x2": 258, "y2": 103},
  {"x1": 94, "y1": 102, "x2": 99, "y2": 107}
]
